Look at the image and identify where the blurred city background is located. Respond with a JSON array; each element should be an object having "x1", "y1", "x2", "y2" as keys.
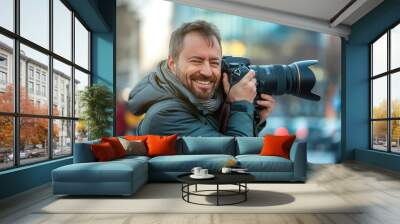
[{"x1": 116, "y1": 0, "x2": 342, "y2": 163}]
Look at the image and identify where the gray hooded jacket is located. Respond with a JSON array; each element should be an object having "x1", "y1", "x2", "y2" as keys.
[{"x1": 127, "y1": 61, "x2": 257, "y2": 137}]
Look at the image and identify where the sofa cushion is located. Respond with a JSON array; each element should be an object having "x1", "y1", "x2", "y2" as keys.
[
  {"x1": 148, "y1": 154, "x2": 235, "y2": 172},
  {"x1": 235, "y1": 137, "x2": 263, "y2": 155},
  {"x1": 236, "y1": 155, "x2": 293, "y2": 172},
  {"x1": 177, "y1": 137, "x2": 235, "y2": 155},
  {"x1": 52, "y1": 158, "x2": 147, "y2": 183},
  {"x1": 260, "y1": 135, "x2": 296, "y2": 159},
  {"x1": 101, "y1": 137, "x2": 127, "y2": 158},
  {"x1": 147, "y1": 134, "x2": 177, "y2": 157},
  {"x1": 91, "y1": 142, "x2": 118, "y2": 161}
]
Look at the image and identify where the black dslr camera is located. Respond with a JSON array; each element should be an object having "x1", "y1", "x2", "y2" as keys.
[{"x1": 221, "y1": 56, "x2": 320, "y2": 123}]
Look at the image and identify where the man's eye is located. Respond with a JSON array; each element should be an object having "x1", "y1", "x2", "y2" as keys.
[
  {"x1": 191, "y1": 60, "x2": 202, "y2": 64},
  {"x1": 211, "y1": 62, "x2": 220, "y2": 66}
]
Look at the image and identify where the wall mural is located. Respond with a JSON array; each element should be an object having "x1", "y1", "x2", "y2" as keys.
[{"x1": 116, "y1": 0, "x2": 341, "y2": 163}]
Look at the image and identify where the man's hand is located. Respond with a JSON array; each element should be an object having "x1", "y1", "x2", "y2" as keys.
[
  {"x1": 222, "y1": 70, "x2": 257, "y2": 103},
  {"x1": 256, "y1": 94, "x2": 276, "y2": 124}
]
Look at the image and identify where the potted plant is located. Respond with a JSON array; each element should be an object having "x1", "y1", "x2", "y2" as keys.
[{"x1": 79, "y1": 84, "x2": 113, "y2": 140}]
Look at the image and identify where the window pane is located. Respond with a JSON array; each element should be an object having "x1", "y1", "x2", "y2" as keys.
[
  {"x1": 372, "y1": 121, "x2": 388, "y2": 151},
  {"x1": 0, "y1": 34, "x2": 14, "y2": 112},
  {"x1": 372, "y1": 76, "x2": 387, "y2": 119},
  {"x1": 75, "y1": 120, "x2": 88, "y2": 143},
  {"x1": 391, "y1": 120, "x2": 400, "y2": 153},
  {"x1": 53, "y1": 59, "x2": 72, "y2": 117},
  {"x1": 53, "y1": 119, "x2": 72, "y2": 158},
  {"x1": 372, "y1": 33, "x2": 387, "y2": 76},
  {"x1": 53, "y1": 0, "x2": 72, "y2": 60},
  {"x1": 20, "y1": 44, "x2": 49, "y2": 115},
  {"x1": 391, "y1": 24, "x2": 400, "y2": 70},
  {"x1": 391, "y1": 72, "x2": 400, "y2": 118},
  {"x1": 74, "y1": 69, "x2": 89, "y2": 118},
  {"x1": 0, "y1": 116, "x2": 13, "y2": 170},
  {"x1": 20, "y1": 0, "x2": 49, "y2": 49},
  {"x1": 0, "y1": 0, "x2": 14, "y2": 31},
  {"x1": 20, "y1": 117, "x2": 49, "y2": 165},
  {"x1": 75, "y1": 17, "x2": 89, "y2": 70}
]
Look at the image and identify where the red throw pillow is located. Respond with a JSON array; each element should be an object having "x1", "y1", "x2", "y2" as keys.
[
  {"x1": 259, "y1": 135, "x2": 296, "y2": 159},
  {"x1": 101, "y1": 137, "x2": 126, "y2": 158},
  {"x1": 91, "y1": 142, "x2": 118, "y2": 161},
  {"x1": 146, "y1": 134, "x2": 177, "y2": 157},
  {"x1": 124, "y1": 135, "x2": 148, "y2": 141}
]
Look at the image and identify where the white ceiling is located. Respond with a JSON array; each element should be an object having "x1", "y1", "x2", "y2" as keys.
[{"x1": 170, "y1": 0, "x2": 384, "y2": 38}]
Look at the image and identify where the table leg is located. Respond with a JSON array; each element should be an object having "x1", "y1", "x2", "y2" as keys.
[
  {"x1": 245, "y1": 183, "x2": 247, "y2": 201},
  {"x1": 217, "y1": 184, "x2": 219, "y2": 206},
  {"x1": 195, "y1": 184, "x2": 197, "y2": 192}
]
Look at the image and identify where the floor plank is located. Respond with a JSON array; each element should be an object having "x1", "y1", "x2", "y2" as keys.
[{"x1": 1, "y1": 161, "x2": 400, "y2": 224}]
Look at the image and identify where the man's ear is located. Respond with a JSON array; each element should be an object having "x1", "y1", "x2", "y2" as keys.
[{"x1": 167, "y1": 56, "x2": 176, "y2": 73}]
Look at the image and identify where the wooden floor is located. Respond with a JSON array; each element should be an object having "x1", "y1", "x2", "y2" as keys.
[{"x1": 1, "y1": 161, "x2": 400, "y2": 224}]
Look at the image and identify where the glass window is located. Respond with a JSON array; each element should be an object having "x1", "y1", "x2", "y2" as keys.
[
  {"x1": 28, "y1": 81, "x2": 33, "y2": 93},
  {"x1": 372, "y1": 121, "x2": 388, "y2": 151},
  {"x1": 53, "y1": 119, "x2": 72, "y2": 158},
  {"x1": 391, "y1": 24, "x2": 400, "y2": 70},
  {"x1": 28, "y1": 67, "x2": 34, "y2": 79},
  {"x1": 372, "y1": 33, "x2": 387, "y2": 76},
  {"x1": 75, "y1": 120, "x2": 88, "y2": 143},
  {"x1": 19, "y1": 117, "x2": 49, "y2": 165},
  {"x1": 391, "y1": 120, "x2": 400, "y2": 153},
  {"x1": 0, "y1": 34, "x2": 14, "y2": 113},
  {"x1": 53, "y1": 59, "x2": 72, "y2": 116},
  {"x1": 53, "y1": 0, "x2": 72, "y2": 60},
  {"x1": 1, "y1": 0, "x2": 91, "y2": 170},
  {"x1": 0, "y1": 0, "x2": 14, "y2": 32},
  {"x1": 371, "y1": 24, "x2": 400, "y2": 153},
  {"x1": 20, "y1": 0, "x2": 49, "y2": 49},
  {"x1": 74, "y1": 17, "x2": 89, "y2": 70},
  {"x1": 20, "y1": 44, "x2": 49, "y2": 115},
  {"x1": 391, "y1": 72, "x2": 400, "y2": 118},
  {"x1": 372, "y1": 77, "x2": 387, "y2": 119},
  {"x1": 0, "y1": 116, "x2": 14, "y2": 170},
  {"x1": 74, "y1": 69, "x2": 89, "y2": 118}
]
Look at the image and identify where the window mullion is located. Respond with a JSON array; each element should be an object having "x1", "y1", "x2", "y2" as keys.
[
  {"x1": 48, "y1": 0, "x2": 53, "y2": 160},
  {"x1": 71, "y1": 10, "x2": 76, "y2": 154}
]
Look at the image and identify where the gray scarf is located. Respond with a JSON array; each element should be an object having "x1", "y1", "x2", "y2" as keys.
[{"x1": 157, "y1": 60, "x2": 223, "y2": 115}]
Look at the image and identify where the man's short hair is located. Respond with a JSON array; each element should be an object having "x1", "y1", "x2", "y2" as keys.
[{"x1": 169, "y1": 20, "x2": 222, "y2": 60}]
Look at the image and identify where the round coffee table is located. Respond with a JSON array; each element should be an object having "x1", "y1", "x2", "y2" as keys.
[{"x1": 177, "y1": 172, "x2": 255, "y2": 206}]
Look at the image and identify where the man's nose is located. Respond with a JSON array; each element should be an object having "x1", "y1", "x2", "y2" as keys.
[{"x1": 200, "y1": 62, "x2": 212, "y2": 77}]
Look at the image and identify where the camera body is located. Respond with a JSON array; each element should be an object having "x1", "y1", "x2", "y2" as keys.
[{"x1": 221, "y1": 56, "x2": 320, "y2": 123}]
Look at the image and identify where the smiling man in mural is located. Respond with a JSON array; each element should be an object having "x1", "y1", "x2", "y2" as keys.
[{"x1": 127, "y1": 20, "x2": 276, "y2": 136}]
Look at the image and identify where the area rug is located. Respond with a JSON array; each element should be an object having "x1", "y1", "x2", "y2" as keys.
[{"x1": 37, "y1": 183, "x2": 362, "y2": 214}]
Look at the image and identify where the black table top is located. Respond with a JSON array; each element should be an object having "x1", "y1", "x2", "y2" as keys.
[{"x1": 177, "y1": 172, "x2": 255, "y2": 185}]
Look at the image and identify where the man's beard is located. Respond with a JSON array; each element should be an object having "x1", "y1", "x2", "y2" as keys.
[{"x1": 175, "y1": 67, "x2": 218, "y2": 100}]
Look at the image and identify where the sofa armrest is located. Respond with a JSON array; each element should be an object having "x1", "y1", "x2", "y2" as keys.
[
  {"x1": 289, "y1": 141, "x2": 307, "y2": 181},
  {"x1": 73, "y1": 140, "x2": 99, "y2": 163}
]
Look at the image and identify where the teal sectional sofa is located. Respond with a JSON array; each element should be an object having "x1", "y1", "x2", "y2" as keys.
[{"x1": 52, "y1": 137, "x2": 307, "y2": 196}]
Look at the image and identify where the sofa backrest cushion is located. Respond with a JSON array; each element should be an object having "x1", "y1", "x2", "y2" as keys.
[
  {"x1": 236, "y1": 137, "x2": 264, "y2": 155},
  {"x1": 73, "y1": 139, "x2": 100, "y2": 163},
  {"x1": 177, "y1": 137, "x2": 235, "y2": 155}
]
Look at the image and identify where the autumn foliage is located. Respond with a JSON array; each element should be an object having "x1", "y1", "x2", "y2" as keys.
[
  {"x1": 372, "y1": 99, "x2": 400, "y2": 141},
  {"x1": 0, "y1": 84, "x2": 59, "y2": 150}
]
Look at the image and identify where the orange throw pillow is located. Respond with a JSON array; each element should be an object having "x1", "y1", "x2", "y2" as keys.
[
  {"x1": 124, "y1": 135, "x2": 148, "y2": 141},
  {"x1": 101, "y1": 137, "x2": 126, "y2": 158},
  {"x1": 91, "y1": 142, "x2": 118, "y2": 161},
  {"x1": 146, "y1": 134, "x2": 177, "y2": 157},
  {"x1": 259, "y1": 135, "x2": 296, "y2": 159}
]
